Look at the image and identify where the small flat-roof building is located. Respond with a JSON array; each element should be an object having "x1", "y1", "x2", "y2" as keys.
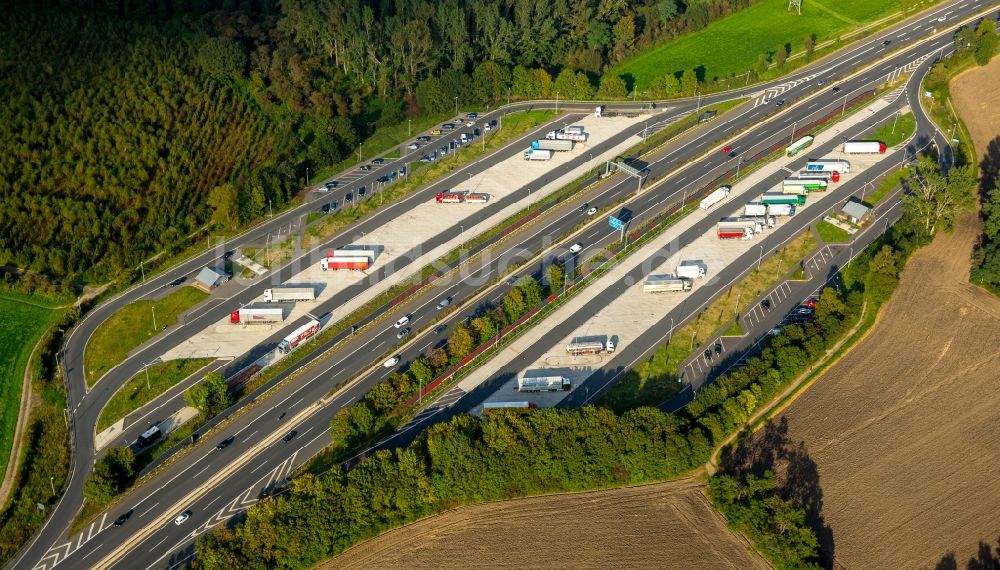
[
  {"x1": 841, "y1": 200, "x2": 871, "y2": 225},
  {"x1": 193, "y1": 267, "x2": 227, "y2": 292}
]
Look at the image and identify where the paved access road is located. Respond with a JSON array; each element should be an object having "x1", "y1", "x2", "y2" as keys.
[{"x1": 18, "y1": 2, "x2": 991, "y2": 568}]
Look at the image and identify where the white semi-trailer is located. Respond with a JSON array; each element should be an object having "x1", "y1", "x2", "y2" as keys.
[
  {"x1": 517, "y1": 376, "x2": 571, "y2": 392},
  {"x1": 643, "y1": 274, "x2": 692, "y2": 292},
  {"x1": 805, "y1": 159, "x2": 850, "y2": 174},
  {"x1": 523, "y1": 148, "x2": 555, "y2": 161},
  {"x1": 263, "y1": 287, "x2": 315, "y2": 302},
  {"x1": 531, "y1": 139, "x2": 575, "y2": 151},
  {"x1": 842, "y1": 141, "x2": 886, "y2": 154},
  {"x1": 744, "y1": 203, "x2": 768, "y2": 217},
  {"x1": 700, "y1": 186, "x2": 731, "y2": 210},
  {"x1": 230, "y1": 306, "x2": 284, "y2": 324},
  {"x1": 676, "y1": 260, "x2": 706, "y2": 279}
]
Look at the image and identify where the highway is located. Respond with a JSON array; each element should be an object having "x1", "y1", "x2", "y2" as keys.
[{"x1": 14, "y1": 1, "x2": 992, "y2": 568}]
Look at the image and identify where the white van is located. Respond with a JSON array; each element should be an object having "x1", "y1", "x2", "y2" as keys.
[
  {"x1": 383, "y1": 356, "x2": 400, "y2": 368},
  {"x1": 606, "y1": 339, "x2": 616, "y2": 353}
]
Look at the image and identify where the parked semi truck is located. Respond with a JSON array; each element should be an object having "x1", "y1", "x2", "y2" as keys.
[
  {"x1": 643, "y1": 274, "x2": 692, "y2": 292},
  {"x1": 545, "y1": 130, "x2": 588, "y2": 142},
  {"x1": 805, "y1": 159, "x2": 850, "y2": 174},
  {"x1": 320, "y1": 249, "x2": 374, "y2": 270},
  {"x1": 566, "y1": 340, "x2": 604, "y2": 355},
  {"x1": 786, "y1": 135, "x2": 814, "y2": 157},
  {"x1": 783, "y1": 178, "x2": 828, "y2": 193},
  {"x1": 767, "y1": 203, "x2": 796, "y2": 216},
  {"x1": 466, "y1": 192, "x2": 490, "y2": 203},
  {"x1": 761, "y1": 193, "x2": 806, "y2": 206},
  {"x1": 676, "y1": 260, "x2": 706, "y2": 279},
  {"x1": 263, "y1": 287, "x2": 315, "y2": 302},
  {"x1": 717, "y1": 218, "x2": 761, "y2": 239},
  {"x1": 564, "y1": 125, "x2": 585, "y2": 135},
  {"x1": 531, "y1": 139, "x2": 575, "y2": 151},
  {"x1": 278, "y1": 319, "x2": 321, "y2": 353},
  {"x1": 517, "y1": 376, "x2": 571, "y2": 392},
  {"x1": 744, "y1": 202, "x2": 768, "y2": 217},
  {"x1": 230, "y1": 305, "x2": 284, "y2": 324},
  {"x1": 797, "y1": 170, "x2": 840, "y2": 182},
  {"x1": 842, "y1": 140, "x2": 887, "y2": 154},
  {"x1": 700, "y1": 186, "x2": 731, "y2": 210},
  {"x1": 523, "y1": 148, "x2": 554, "y2": 161},
  {"x1": 483, "y1": 401, "x2": 537, "y2": 412}
]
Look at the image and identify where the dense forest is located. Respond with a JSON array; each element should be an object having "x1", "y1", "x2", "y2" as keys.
[{"x1": 1, "y1": 0, "x2": 757, "y2": 282}]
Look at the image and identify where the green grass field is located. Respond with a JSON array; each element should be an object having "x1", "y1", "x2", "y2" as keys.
[
  {"x1": 96, "y1": 358, "x2": 214, "y2": 432},
  {"x1": 867, "y1": 112, "x2": 917, "y2": 148},
  {"x1": 817, "y1": 220, "x2": 852, "y2": 242},
  {"x1": 612, "y1": 0, "x2": 901, "y2": 90},
  {"x1": 0, "y1": 296, "x2": 65, "y2": 486},
  {"x1": 85, "y1": 286, "x2": 208, "y2": 387}
]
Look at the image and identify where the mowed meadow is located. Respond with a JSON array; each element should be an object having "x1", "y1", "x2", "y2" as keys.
[{"x1": 614, "y1": 0, "x2": 906, "y2": 90}]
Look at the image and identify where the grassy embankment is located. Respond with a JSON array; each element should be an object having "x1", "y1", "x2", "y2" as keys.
[
  {"x1": 598, "y1": 230, "x2": 817, "y2": 412},
  {"x1": 614, "y1": 0, "x2": 936, "y2": 91},
  {"x1": 0, "y1": 295, "x2": 66, "y2": 487},
  {"x1": 95, "y1": 359, "x2": 215, "y2": 432},
  {"x1": 816, "y1": 221, "x2": 852, "y2": 243},
  {"x1": 85, "y1": 286, "x2": 208, "y2": 387}
]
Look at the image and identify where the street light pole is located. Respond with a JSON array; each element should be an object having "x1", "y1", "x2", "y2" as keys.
[
  {"x1": 789, "y1": 121, "x2": 797, "y2": 146},
  {"x1": 841, "y1": 94, "x2": 848, "y2": 116},
  {"x1": 555, "y1": 92, "x2": 559, "y2": 113},
  {"x1": 49, "y1": 476, "x2": 55, "y2": 496},
  {"x1": 144, "y1": 362, "x2": 150, "y2": 390},
  {"x1": 696, "y1": 88, "x2": 701, "y2": 113},
  {"x1": 268, "y1": 199, "x2": 272, "y2": 219},
  {"x1": 454, "y1": 97, "x2": 458, "y2": 114},
  {"x1": 408, "y1": 119, "x2": 411, "y2": 137},
  {"x1": 891, "y1": 111, "x2": 900, "y2": 133},
  {"x1": 140, "y1": 260, "x2": 145, "y2": 283},
  {"x1": 507, "y1": 88, "x2": 511, "y2": 106},
  {"x1": 151, "y1": 306, "x2": 157, "y2": 331}
]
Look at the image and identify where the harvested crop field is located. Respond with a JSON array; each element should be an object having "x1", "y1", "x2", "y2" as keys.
[
  {"x1": 325, "y1": 477, "x2": 768, "y2": 570},
  {"x1": 768, "y1": 215, "x2": 1000, "y2": 568},
  {"x1": 950, "y1": 55, "x2": 1000, "y2": 160}
]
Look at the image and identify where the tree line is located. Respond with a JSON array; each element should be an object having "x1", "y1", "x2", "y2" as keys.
[{"x1": 3, "y1": 0, "x2": 757, "y2": 283}]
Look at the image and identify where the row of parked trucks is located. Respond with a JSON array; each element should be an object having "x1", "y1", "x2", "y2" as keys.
[
  {"x1": 523, "y1": 126, "x2": 589, "y2": 160},
  {"x1": 230, "y1": 286, "x2": 317, "y2": 324},
  {"x1": 642, "y1": 260, "x2": 707, "y2": 293},
  {"x1": 435, "y1": 191, "x2": 490, "y2": 204}
]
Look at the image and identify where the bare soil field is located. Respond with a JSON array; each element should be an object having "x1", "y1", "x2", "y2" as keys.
[
  {"x1": 756, "y1": 215, "x2": 1000, "y2": 569},
  {"x1": 324, "y1": 477, "x2": 769, "y2": 570},
  {"x1": 950, "y1": 56, "x2": 1000, "y2": 160}
]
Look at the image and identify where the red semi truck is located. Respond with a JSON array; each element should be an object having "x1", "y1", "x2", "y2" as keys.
[
  {"x1": 278, "y1": 319, "x2": 321, "y2": 353},
  {"x1": 436, "y1": 192, "x2": 464, "y2": 203}
]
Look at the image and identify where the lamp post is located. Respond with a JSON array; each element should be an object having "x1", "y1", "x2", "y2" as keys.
[
  {"x1": 49, "y1": 477, "x2": 55, "y2": 496},
  {"x1": 789, "y1": 121, "x2": 797, "y2": 146},
  {"x1": 891, "y1": 110, "x2": 900, "y2": 133},
  {"x1": 555, "y1": 91, "x2": 559, "y2": 113},
  {"x1": 696, "y1": 88, "x2": 701, "y2": 113},
  {"x1": 408, "y1": 119, "x2": 411, "y2": 137},
  {"x1": 454, "y1": 97, "x2": 458, "y2": 114},
  {"x1": 143, "y1": 362, "x2": 150, "y2": 390},
  {"x1": 507, "y1": 88, "x2": 511, "y2": 106},
  {"x1": 139, "y1": 260, "x2": 145, "y2": 283},
  {"x1": 151, "y1": 306, "x2": 157, "y2": 331}
]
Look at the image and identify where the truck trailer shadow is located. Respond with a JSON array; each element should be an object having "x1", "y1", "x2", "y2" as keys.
[{"x1": 719, "y1": 417, "x2": 835, "y2": 568}]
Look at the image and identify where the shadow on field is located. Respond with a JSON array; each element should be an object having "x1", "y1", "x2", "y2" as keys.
[
  {"x1": 978, "y1": 136, "x2": 1000, "y2": 200},
  {"x1": 935, "y1": 536, "x2": 1000, "y2": 570},
  {"x1": 720, "y1": 417, "x2": 835, "y2": 568}
]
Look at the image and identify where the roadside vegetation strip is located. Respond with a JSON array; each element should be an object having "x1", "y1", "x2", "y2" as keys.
[
  {"x1": 613, "y1": 0, "x2": 918, "y2": 91},
  {"x1": 867, "y1": 166, "x2": 911, "y2": 204},
  {"x1": 95, "y1": 359, "x2": 215, "y2": 433},
  {"x1": 84, "y1": 286, "x2": 209, "y2": 388},
  {"x1": 867, "y1": 112, "x2": 916, "y2": 149},
  {"x1": 0, "y1": 296, "x2": 65, "y2": 488},
  {"x1": 816, "y1": 220, "x2": 852, "y2": 243},
  {"x1": 0, "y1": 309, "x2": 73, "y2": 566}
]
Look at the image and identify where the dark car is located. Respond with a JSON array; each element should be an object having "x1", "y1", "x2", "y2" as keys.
[
  {"x1": 321, "y1": 203, "x2": 330, "y2": 213},
  {"x1": 113, "y1": 509, "x2": 134, "y2": 527},
  {"x1": 371, "y1": 158, "x2": 384, "y2": 165},
  {"x1": 396, "y1": 327, "x2": 410, "y2": 339},
  {"x1": 775, "y1": 99, "x2": 786, "y2": 107},
  {"x1": 490, "y1": 119, "x2": 498, "y2": 127},
  {"x1": 466, "y1": 112, "x2": 478, "y2": 119},
  {"x1": 358, "y1": 186, "x2": 366, "y2": 197},
  {"x1": 832, "y1": 86, "x2": 841, "y2": 92},
  {"x1": 169, "y1": 277, "x2": 186, "y2": 287},
  {"x1": 433, "y1": 324, "x2": 447, "y2": 334},
  {"x1": 376, "y1": 175, "x2": 389, "y2": 183},
  {"x1": 882, "y1": 39, "x2": 891, "y2": 46},
  {"x1": 217, "y1": 436, "x2": 235, "y2": 450},
  {"x1": 473, "y1": 128, "x2": 481, "y2": 137},
  {"x1": 704, "y1": 349, "x2": 713, "y2": 361},
  {"x1": 325, "y1": 181, "x2": 339, "y2": 189},
  {"x1": 715, "y1": 342, "x2": 723, "y2": 355},
  {"x1": 728, "y1": 150, "x2": 738, "y2": 158},
  {"x1": 579, "y1": 202, "x2": 590, "y2": 212},
  {"x1": 416, "y1": 135, "x2": 431, "y2": 142},
  {"x1": 761, "y1": 298, "x2": 771, "y2": 310},
  {"x1": 796, "y1": 306, "x2": 813, "y2": 316},
  {"x1": 345, "y1": 192, "x2": 353, "y2": 202},
  {"x1": 442, "y1": 123, "x2": 456, "y2": 130},
  {"x1": 282, "y1": 430, "x2": 298, "y2": 443},
  {"x1": 350, "y1": 325, "x2": 359, "y2": 334},
  {"x1": 359, "y1": 165, "x2": 372, "y2": 171}
]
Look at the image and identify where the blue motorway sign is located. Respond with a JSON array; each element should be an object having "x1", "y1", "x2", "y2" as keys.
[{"x1": 609, "y1": 216, "x2": 623, "y2": 230}]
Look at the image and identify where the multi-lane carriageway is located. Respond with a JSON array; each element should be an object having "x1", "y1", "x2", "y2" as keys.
[{"x1": 22, "y1": 2, "x2": 997, "y2": 568}]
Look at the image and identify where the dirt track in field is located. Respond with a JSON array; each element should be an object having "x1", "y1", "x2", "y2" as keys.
[
  {"x1": 774, "y1": 215, "x2": 1000, "y2": 569},
  {"x1": 950, "y1": 55, "x2": 1000, "y2": 160},
  {"x1": 324, "y1": 478, "x2": 769, "y2": 570}
]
